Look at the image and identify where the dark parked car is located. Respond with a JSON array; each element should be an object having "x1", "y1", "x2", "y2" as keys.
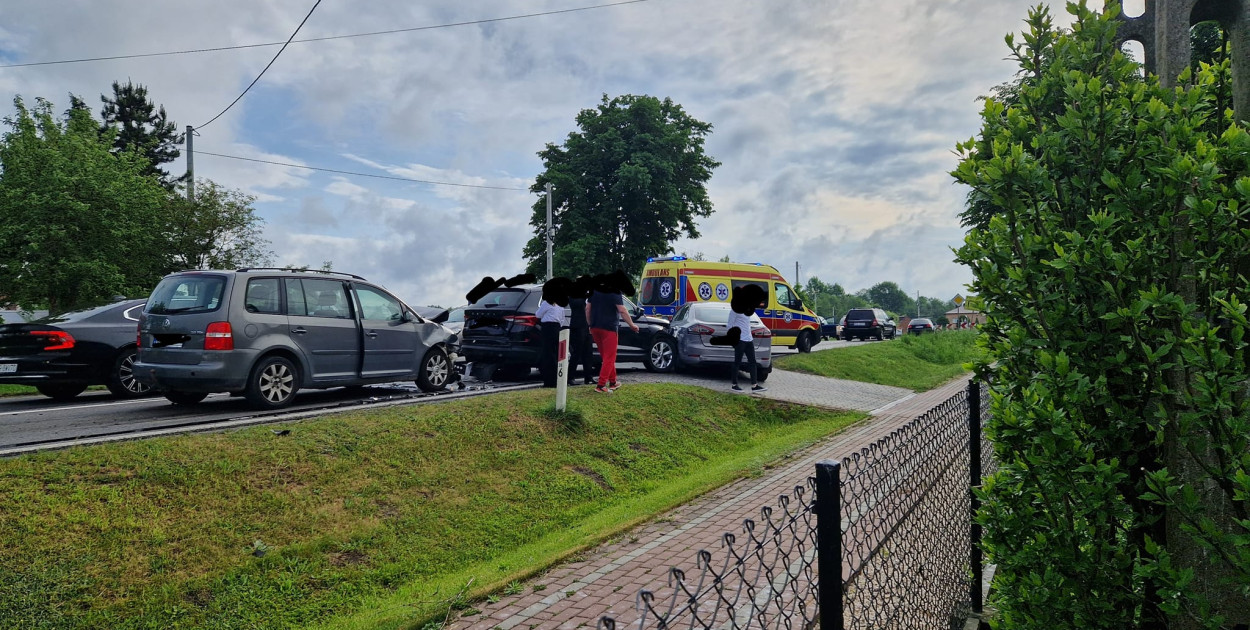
[
  {"x1": 907, "y1": 317, "x2": 937, "y2": 335},
  {"x1": 0, "y1": 298, "x2": 154, "y2": 400},
  {"x1": 818, "y1": 316, "x2": 838, "y2": 340},
  {"x1": 134, "y1": 269, "x2": 457, "y2": 409},
  {"x1": 460, "y1": 285, "x2": 675, "y2": 377},
  {"x1": 841, "y1": 307, "x2": 897, "y2": 341},
  {"x1": 664, "y1": 302, "x2": 772, "y2": 381}
]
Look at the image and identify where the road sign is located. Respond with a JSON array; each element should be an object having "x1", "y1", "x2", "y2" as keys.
[{"x1": 953, "y1": 294, "x2": 964, "y2": 307}]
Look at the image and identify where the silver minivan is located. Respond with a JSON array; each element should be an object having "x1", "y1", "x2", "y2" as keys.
[{"x1": 134, "y1": 269, "x2": 456, "y2": 409}]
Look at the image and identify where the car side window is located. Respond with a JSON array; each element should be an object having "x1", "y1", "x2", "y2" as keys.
[
  {"x1": 673, "y1": 304, "x2": 691, "y2": 323},
  {"x1": 302, "y1": 279, "x2": 351, "y2": 319},
  {"x1": 243, "y1": 278, "x2": 282, "y2": 315},
  {"x1": 355, "y1": 285, "x2": 404, "y2": 322},
  {"x1": 284, "y1": 279, "x2": 309, "y2": 316},
  {"x1": 774, "y1": 283, "x2": 795, "y2": 309}
]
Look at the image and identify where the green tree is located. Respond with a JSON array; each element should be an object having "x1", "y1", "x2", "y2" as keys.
[
  {"x1": 862, "y1": 281, "x2": 911, "y2": 315},
  {"x1": 0, "y1": 96, "x2": 169, "y2": 311},
  {"x1": 953, "y1": 3, "x2": 1249, "y2": 628},
  {"x1": 164, "y1": 178, "x2": 273, "y2": 270},
  {"x1": 100, "y1": 80, "x2": 184, "y2": 186},
  {"x1": 523, "y1": 94, "x2": 720, "y2": 278}
]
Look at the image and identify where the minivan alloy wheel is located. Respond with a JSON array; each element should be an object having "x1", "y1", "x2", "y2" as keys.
[
  {"x1": 246, "y1": 356, "x2": 298, "y2": 408},
  {"x1": 417, "y1": 347, "x2": 450, "y2": 391}
]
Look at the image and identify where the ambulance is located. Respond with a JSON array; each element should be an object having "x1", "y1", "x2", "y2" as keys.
[{"x1": 638, "y1": 256, "x2": 821, "y2": 352}]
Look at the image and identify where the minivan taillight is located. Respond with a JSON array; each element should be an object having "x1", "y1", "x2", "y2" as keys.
[
  {"x1": 204, "y1": 322, "x2": 234, "y2": 351},
  {"x1": 32, "y1": 330, "x2": 74, "y2": 351},
  {"x1": 505, "y1": 315, "x2": 540, "y2": 328}
]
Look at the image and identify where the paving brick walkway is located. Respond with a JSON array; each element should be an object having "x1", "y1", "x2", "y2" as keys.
[{"x1": 446, "y1": 367, "x2": 973, "y2": 630}]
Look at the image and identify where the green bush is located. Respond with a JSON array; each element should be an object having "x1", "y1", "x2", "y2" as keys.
[{"x1": 954, "y1": 3, "x2": 1250, "y2": 628}]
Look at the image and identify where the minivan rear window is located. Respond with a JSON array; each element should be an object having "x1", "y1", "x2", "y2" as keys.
[{"x1": 146, "y1": 275, "x2": 226, "y2": 314}]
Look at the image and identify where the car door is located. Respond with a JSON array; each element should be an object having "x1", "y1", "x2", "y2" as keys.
[
  {"x1": 352, "y1": 283, "x2": 421, "y2": 378},
  {"x1": 615, "y1": 296, "x2": 646, "y2": 360},
  {"x1": 770, "y1": 282, "x2": 803, "y2": 346},
  {"x1": 285, "y1": 278, "x2": 361, "y2": 382}
]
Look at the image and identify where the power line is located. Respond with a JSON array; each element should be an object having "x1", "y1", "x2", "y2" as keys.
[
  {"x1": 196, "y1": 150, "x2": 529, "y2": 191},
  {"x1": 196, "y1": 0, "x2": 322, "y2": 130},
  {"x1": 0, "y1": 0, "x2": 653, "y2": 69}
]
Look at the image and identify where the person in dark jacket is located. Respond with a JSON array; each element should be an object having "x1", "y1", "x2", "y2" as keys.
[{"x1": 567, "y1": 276, "x2": 596, "y2": 385}]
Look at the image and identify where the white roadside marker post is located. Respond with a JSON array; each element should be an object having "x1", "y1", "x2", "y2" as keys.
[{"x1": 556, "y1": 328, "x2": 570, "y2": 411}]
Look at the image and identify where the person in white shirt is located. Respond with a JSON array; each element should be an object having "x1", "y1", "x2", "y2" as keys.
[
  {"x1": 727, "y1": 285, "x2": 768, "y2": 393},
  {"x1": 535, "y1": 281, "x2": 570, "y2": 388}
]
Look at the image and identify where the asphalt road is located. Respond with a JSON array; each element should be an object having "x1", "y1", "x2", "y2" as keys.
[{"x1": 0, "y1": 336, "x2": 867, "y2": 452}]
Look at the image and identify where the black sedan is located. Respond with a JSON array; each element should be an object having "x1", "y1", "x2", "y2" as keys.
[
  {"x1": 908, "y1": 317, "x2": 937, "y2": 335},
  {"x1": 0, "y1": 298, "x2": 154, "y2": 400}
]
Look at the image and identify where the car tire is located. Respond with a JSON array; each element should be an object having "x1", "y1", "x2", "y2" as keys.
[
  {"x1": 35, "y1": 383, "x2": 88, "y2": 400},
  {"x1": 106, "y1": 347, "x2": 154, "y2": 398},
  {"x1": 417, "y1": 347, "x2": 451, "y2": 392},
  {"x1": 875, "y1": 328, "x2": 884, "y2": 341},
  {"x1": 757, "y1": 367, "x2": 771, "y2": 383},
  {"x1": 245, "y1": 356, "x2": 299, "y2": 409},
  {"x1": 164, "y1": 390, "x2": 208, "y2": 405},
  {"x1": 644, "y1": 336, "x2": 677, "y2": 373},
  {"x1": 796, "y1": 331, "x2": 813, "y2": 353}
]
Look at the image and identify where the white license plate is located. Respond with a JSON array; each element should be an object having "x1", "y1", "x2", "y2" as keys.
[{"x1": 0, "y1": 364, "x2": 16, "y2": 374}]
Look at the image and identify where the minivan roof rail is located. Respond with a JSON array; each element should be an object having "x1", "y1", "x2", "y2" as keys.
[{"x1": 234, "y1": 267, "x2": 368, "y2": 281}]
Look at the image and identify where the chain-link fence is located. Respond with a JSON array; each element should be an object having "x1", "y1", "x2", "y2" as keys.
[{"x1": 599, "y1": 379, "x2": 993, "y2": 630}]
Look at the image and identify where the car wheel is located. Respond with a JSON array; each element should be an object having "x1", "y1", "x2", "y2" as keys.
[
  {"x1": 757, "y1": 367, "x2": 771, "y2": 383},
  {"x1": 164, "y1": 390, "x2": 208, "y2": 405},
  {"x1": 35, "y1": 383, "x2": 88, "y2": 400},
  {"x1": 875, "y1": 328, "x2": 884, "y2": 341},
  {"x1": 796, "y1": 331, "x2": 813, "y2": 353},
  {"x1": 106, "y1": 347, "x2": 154, "y2": 398},
  {"x1": 417, "y1": 347, "x2": 451, "y2": 392},
  {"x1": 644, "y1": 336, "x2": 677, "y2": 373},
  {"x1": 245, "y1": 356, "x2": 299, "y2": 409}
]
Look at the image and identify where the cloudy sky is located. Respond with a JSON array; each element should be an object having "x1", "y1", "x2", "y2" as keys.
[{"x1": 0, "y1": 0, "x2": 1100, "y2": 310}]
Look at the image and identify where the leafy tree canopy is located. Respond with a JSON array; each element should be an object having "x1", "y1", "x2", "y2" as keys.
[
  {"x1": 523, "y1": 94, "x2": 720, "y2": 279},
  {"x1": 0, "y1": 96, "x2": 170, "y2": 312},
  {"x1": 165, "y1": 178, "x2": 274, "y2": 271}
]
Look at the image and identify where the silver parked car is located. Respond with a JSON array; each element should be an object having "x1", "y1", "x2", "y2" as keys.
[
  {"x1": 134, "y1": 269, "x2": 457, "y2": 409},
  {"x1": 665, "y1": 302, "x2": 772, "y2": 381}
]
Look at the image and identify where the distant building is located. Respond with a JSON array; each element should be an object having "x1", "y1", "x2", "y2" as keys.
[{"x1": 944, "y1": 305, "x2": 984, "y2": 327}]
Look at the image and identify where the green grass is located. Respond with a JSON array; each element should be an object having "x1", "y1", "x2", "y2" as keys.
[
  {"x1": 0, "y1": 384, "x2": 37, "y2": 397},
  {"x1": 774, "y1": 330, "x2": 984, "y2": 391},
  {"x1": 0, "y1": 384, "x2": 863, "y2": 630}
]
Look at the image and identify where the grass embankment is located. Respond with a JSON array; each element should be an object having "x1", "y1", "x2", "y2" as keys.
[
  {"x1": 0, "y1": 384, "x2": 862, "y2": 630},
  {"x1": 775, "y1": 330, "x2": 983, "y2": 390},
  {"x1": 0, "y1": 384, "x2": 36, "y2": 397}
]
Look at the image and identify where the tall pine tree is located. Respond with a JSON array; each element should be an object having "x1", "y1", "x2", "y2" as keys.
[{"x1": 99, "y1": 80, "x2": 183, "y2": 187}]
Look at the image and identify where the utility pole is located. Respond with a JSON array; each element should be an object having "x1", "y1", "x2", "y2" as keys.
[
  {"x1": 185, "y1": 125, "x2": 195, "y2": 201},
  {"x1": 795, "y1": 261, "x2": 800, "y2": 287},
  {"x1": 545, "y1": 182, "x2": 553, "y2": 281}
]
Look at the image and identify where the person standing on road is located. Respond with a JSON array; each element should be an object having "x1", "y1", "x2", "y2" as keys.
[
  {"x1": 726, "y1": 284, "x2": 767, "y2": 393},
  {"x1": 587, "y1": 270, "x2": 638, "y2": 393},
  {"x1": 567, "y1": 276, "x2": 595, "y2": 385}
]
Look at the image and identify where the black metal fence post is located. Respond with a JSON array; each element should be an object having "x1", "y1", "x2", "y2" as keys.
[
  {"x1": 816, "y1": 460, "x2": 842, "y2": 630},
  {"x1": 968, "y1": 379, "x2": 983, "y2": 615}
]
